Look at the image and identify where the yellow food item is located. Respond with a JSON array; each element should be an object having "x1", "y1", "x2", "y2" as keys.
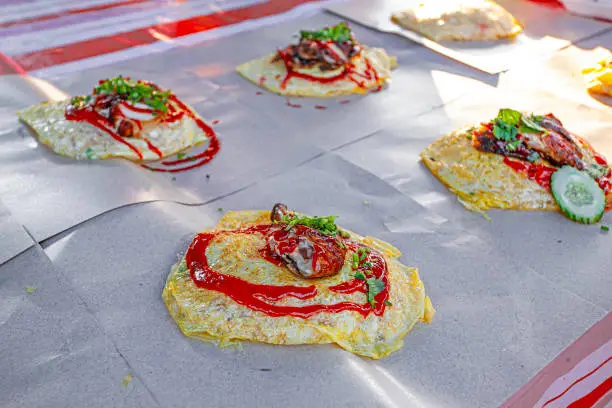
[
  {"x1": 237, "y1": 48, "x2": 396, "y2": 97},
  {"x1": 18, "y1": 100, "x2": 209, "y2": 161},
  {"x1": 421, "y1": 127, "x2": 556, "y2": 211},
  {"x1": 163, "y1": 210, "x2": 434, "y2": 359},
  {"x1": 421, "y1": 124, "x2": 612, "y2": 213},
  {"x1": 583, "y1": 53, "x2": 612, "y2": 97},
  {"x1": 391, "y1": 0, "x2": 522, "y2": 42},
  {"x1": 17, "y1": 78, "x2": 212, "y2": 161}
]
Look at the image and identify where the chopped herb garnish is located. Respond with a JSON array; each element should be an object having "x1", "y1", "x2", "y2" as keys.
[
  {"x1": 94, "y1": 76, "x2": 171, "y2": 113},
  {"x1": 359, "y1": 249, "x2": 367, "y2": 262},
  {"x1": 336, "y1": 240, "x2": 346, "y2": 249},
  {"x1": 384, "y1": 299, "x2": 392, "y2": 307},
  {"x1": 85, "y1": 147, "x2": 95, "y2": 160},
  {"x1": 506, "y1": 139, "x2": 522, "y2": 151},
  {"x1": 339, "y1": 230, "x2": 350, "y2": 238},
  {"x1": 24, "y1": 286, "x2": 37, "y2": 293},
  {"x1": 354, "y1": 270, "x2": 366, "y2": 281},
  {"x1": 493, "y1": 117, "x2": 518, "y2": 142},
  {"x1": 602, "y1": 225, "x2": 610, "y2": 231},
  {"x1": 300, "y1": 22, "x2": 352, "y2": 43},
  {"x1": 217, "y1": 207, "x2": 223, "y2": 212},
  {"x1": 366, "y1": 277, "x2": 385, "y2": 308},
  {"x1": 498, "y1": 108, "x2": 522, "y2": 125},
  {"x1": 352, "y1": 253, "x2": 359, "y2": 268},
  {"x1": 492, "y1": 109, "x2": 547, "y2": 150},
  {"x1": 70, "y1": 95, "x2": 91, "y2": 107},
  {"x1": 520, "y1": 114, "x2": 546, "y2": 134},
  {"x1": 280, "y1": 213, "x2": 339, "y2": 236},
  {"x1": 122, "y1": 373, "x2": 133, "y2": 387},
  {"x1": 171, "y1": 177, "x2": 176, "y2": 181},
  {"x1": 177, "y1": 152, "x2": 186, "y2": 159}
]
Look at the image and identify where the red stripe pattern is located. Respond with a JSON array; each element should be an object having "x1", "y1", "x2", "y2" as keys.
[
  {"x1": 0, "y1": 0, "x2": 320, "y2": 75},
  {"x1": 0, "y1": 0, "x2": 154, "y2": 29},
  {"x1": 541, "y1": 356, "x2": 612, "y2": 408},
  {"x1": 567, "y1": 377, "x2": 612, "y2": 408}
]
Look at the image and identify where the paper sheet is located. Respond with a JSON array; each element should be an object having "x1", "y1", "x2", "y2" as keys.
[
  {"x1": 326, "y1": 0, "x2": 611, "y2": 74},
  {"x1": 0, "y1": 246, "x2": 158, "y2": 408},
  {"x1": 1, "y1": 7, "x2": 611, "y2": 408},
  {"x1": 0, "y1": 199, "x2": 33, "y2": 265},
  {"x1": 38, "y1": 154, "x2": 607, "y2": 408}
]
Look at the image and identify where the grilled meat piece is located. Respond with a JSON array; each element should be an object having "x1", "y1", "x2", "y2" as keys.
[
  {"x1": 521, "y1": 114, "x2": 586, "y2": 169},
  {"x1": 267, "y1": 224, "x2": 346, "y2": 279},
  {"x1": 271, "y1": 203, "x2": 289, "y2": 222},
  {"x1": 273, "y1": 38, "x2": 361, "y2": 71},
  {"x1": 268, "y1": 203, "x2": 346, "y2": 279},
  {"x1": 473, "y1": 114, "x2": 591, "y2": 169},
  {"x1": 472, "y1": 124, "x2": 534, "y2": 161}
]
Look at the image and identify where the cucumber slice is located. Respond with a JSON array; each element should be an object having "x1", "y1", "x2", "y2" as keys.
[{"x1": 551, "y1": 166, "x2": 605, "y2": 224}]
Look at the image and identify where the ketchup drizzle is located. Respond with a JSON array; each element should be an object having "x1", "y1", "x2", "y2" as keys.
[
  {"x1": 65, "y1": 90, "x2": 220, "y2": 173},
  {"x1": 65, "y1": 107, "x2": 143, "y2": 159},
  {"x1": 144, "y1": 139, "x2": 163, "y2": 158},
  {"x1": 186, "y1": 225, "x2": 390, "y2": 319},
  {"x1": 276, "y1": 43, "x2": 380, "y2": 92}
]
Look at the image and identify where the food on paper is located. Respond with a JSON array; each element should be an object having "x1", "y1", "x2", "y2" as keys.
[
  {"x1": 236, "y1": 22, "x2": 397, "y2": 97},
  {"x1": 18, "y1": 76, "x2": 219, "y2": 169},
  {"x1": 391, "y1": 0, "x2": 522, "y2": 42},
  {"x1": 421, "y1": 109, "x2": 612, "y2": 222},
  {"x1": 582, "y1": 52, "x2": 612, "y2": 97},
  {"x1": 163, "y1": 203, "x2": 434, "y2": 359}
]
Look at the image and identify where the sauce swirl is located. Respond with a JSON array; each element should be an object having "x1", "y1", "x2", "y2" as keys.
[
  {"x1": 65, "y1": 91, "x2": 220, "y2": 172},
  {"x1": 186, "y1": 224, "x2": 390, "y2": 319},
  {"x1": 276, "y1": 42, "x2": 380, "y2": 91}
]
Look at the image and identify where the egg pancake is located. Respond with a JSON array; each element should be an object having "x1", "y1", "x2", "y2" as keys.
[
  {"x1": 583, "y1": 51, "x2": 612, "y2": 97},
  {"x1": 163, "y1": 207, "x2": 434, "y2": 359},
  {"x1": 391, "y1": 0, "x2": 522, "y2": 42},
  {"x1": 236, "y1": 22, "x2": 397, "y2": 97},
  {"x1": 18, "y1": 76, "x2": 216, "y2": 162},
  {"x1": 421, "y1": 109, "x2": 612, "y2": 215}
]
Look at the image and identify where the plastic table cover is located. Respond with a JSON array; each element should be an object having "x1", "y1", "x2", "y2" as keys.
[{"x1": 0, "y1": 1, "x2": 611, "y2": 407}]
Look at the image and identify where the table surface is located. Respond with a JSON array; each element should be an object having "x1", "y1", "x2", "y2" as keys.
[{"x1": 0, "y1": 1, "x2": 611, "y2": 408}]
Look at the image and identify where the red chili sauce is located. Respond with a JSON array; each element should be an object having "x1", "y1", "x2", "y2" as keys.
[
  {"x1": 65, "y1": 92, "x2": 220, "y2": 173},
  {"x1": 503, "y1": 154, "x2": 612, "y2": 210},
  {"x1": 186, "y1": 224, "x2": 390, "y2": 319},
  {"x1": 276, "y1": 41, "x2": 379, "y2": 91}
]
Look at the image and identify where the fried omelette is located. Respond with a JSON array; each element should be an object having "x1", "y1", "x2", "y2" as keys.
[{"x1": 163, "y1": 205, "x2": 434, "y2": 359}]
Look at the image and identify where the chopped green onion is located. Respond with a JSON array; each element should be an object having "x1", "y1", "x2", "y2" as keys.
[{"x1": 352, "y1": 253, "x2": 359, "y2": 268}]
